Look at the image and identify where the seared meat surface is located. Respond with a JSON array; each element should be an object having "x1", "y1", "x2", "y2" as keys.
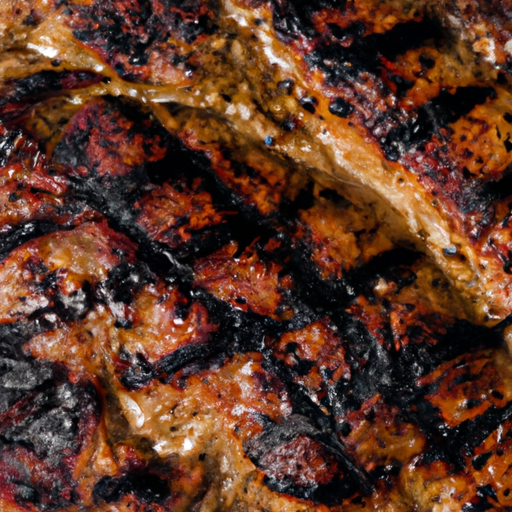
[
  {"x1": 8, "y1": 0, "x2": 508, "y2": 323},
  {"x1": 2, "y1": 1, "x2": 512, "y2": 511},
  {"x1": 0, "y1": 90, "x2": 508, "y2": 511}
]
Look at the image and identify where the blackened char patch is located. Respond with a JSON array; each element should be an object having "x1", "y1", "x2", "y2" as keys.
[
  {"x1": 345, "y1": 248, "x2": 420, "y2": 296},
  {"x1": 385, "y1": 87, "x2": 496, "y2": 158},
  {"x1": 0, "y1": 358, "x2": 53, "y2": 414},
  {"x1": 68, "y1": 0, "x2": 218, "y2": 81},
  {"x1": 243, "y1": 414, "x2": 368, "y2": 504},
  {"x1": 0, "y1": 359, "x2": 100, "y2": 510},
  {"x1": 93, "y1": 473, "x2": 171, "y2": 505},
  {"x1": 482, "y1": 167, "x2": 512, "y2": 202}
]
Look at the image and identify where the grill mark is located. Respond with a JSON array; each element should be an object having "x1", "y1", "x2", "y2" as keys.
[
  {"x1": 384, "y1": 86, "x2": 496, "y2": 160},
  {"x1": 0, "y1": 71, "x2": 103, "y2": 122},
  {"x1": 118, "y1": 342, "x2": 216, "y2": 391},
  {"x1": 302, "y1": 18, "x2": 441, "y2": 87},
  {"x1": 344, "y1": 248, "x2": 421, "y2": 297},
  {"x1": 68, "y1": 0, "x2": 218, "y2": 82},
  {"x1": 362, "y1": 18, "x2": 442, "y2": 63},
  {"x1": 418, "y1": 401, "x2": 512, "y2": 469},
  {"x1": 93, "y1": 473, "x2": 171, "y2": 505},
  {"x1": 482, "y1": 167, "x2": 512, "y2": 202},
  {"x1": 0, "y1": 221, "x2": 79, "y2": 261}
]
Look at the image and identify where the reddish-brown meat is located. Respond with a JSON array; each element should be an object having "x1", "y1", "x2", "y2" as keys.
[{"x1": 1, "y1": 2, "x2": 512, "y2": 512}]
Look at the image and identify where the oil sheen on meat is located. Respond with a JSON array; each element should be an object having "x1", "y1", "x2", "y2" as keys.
[{"x1": 0, "y1": 2, "x2": 512, "y2": 512}]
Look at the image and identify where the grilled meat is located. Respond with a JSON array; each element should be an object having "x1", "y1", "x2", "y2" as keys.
[
  {"x1": 0, "y1": 91, "x2": 508, "y2": 511},
  {"x1": 5, "y1": 0, "x2": 512, "y2": 323},
  {"x1": 2, "y1": 2, "x2": 512, "y2": 511}
]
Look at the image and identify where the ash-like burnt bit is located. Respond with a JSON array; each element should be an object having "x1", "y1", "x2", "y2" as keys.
[
  {"x1": 0, "y1": 358, "x2": 100, "y2": 510},
  {"x1": 93, "y1": 473, "x2": 171, "y2": 506},
  {"x1": 243, "y1": 415, "x2": 362, "y2": 504}
]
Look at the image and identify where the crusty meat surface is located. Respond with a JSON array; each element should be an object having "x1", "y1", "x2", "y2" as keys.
[
  {"x1": 0, "y1": 90, "x2": 509, "y2": 511},
  {"x1": 8, "y1": 0, "x2": 512, "y2": 323},
  {"x1": 2, "y1": 2, "x2": 512, "y2": 512}
]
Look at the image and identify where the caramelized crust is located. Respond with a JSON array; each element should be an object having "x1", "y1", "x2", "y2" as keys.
[{"x1": 3, "y1": 3, "x2": 512, "y2": 511}]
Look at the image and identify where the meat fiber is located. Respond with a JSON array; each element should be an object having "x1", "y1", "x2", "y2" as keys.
[{"x1": 0, "y1": 2, "x2": 512, "y2": 511}]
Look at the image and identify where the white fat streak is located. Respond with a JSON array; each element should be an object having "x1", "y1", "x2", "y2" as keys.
[
  {"x1": 483, "y1": 38, "x2": 496, "y2": 65},
  {"x1": 182, "y1": 438, "x2": 194, "y2": 452},
  {"x1": 227, "y1": 12, "x2": 249, "y2": 28},
  {"x1": 240, "y1": 361, "x2": 254, "y2": 376},
  {"x1": 225, "y1": 103, "x2": 237, "y2": 115},
  {"x1": 26, "y1": 42, "x2": 59, "y2": 58},
  {"x1": 258, "y1": 30, "x2": 293, "y2": 71},
  {"x1": 118, "y1": 393, "x2": 145, "y2": 429},
  {"x1": 150, "y1": 95, "x2": 180, "y2": 103},
  {"x1": 238, "y1": 104, "x2": 251, "y2": 121}
]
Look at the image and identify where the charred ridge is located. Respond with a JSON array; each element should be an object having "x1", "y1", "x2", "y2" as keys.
[
  {"x1": 0, "y1": 70, "x2": 103, "y2": 121},
  {"x1": 193, "y1": 289, "x2": 284, "y2": 348},
  {"x1": 272, "y1": 0, "x2": 439, "y2": 54},
  {"x1": 286, "y1": 246, "x2": 351, "y2": 314},
  {"x1": 93, "y1": 473, "x2": 171, "y2": 505},
  {"x1": 261, "y1": 340, "x2": 383, "y2": 498},
  {"x1": 260, "y1": 322, "x2": 387, "y2": 496},
  {"x1": 302, "y1": 17, "x2": 442, "y2": 84},
  {"x1": 343, "y1": 248, "x2": 420, "y2": 297},
  {"x1": 67, "y1": 174, "x2": 196, "y2": 282},
  {"x1": 53, "y1": 98, "x2": 233, "y2": 273},
  {"x1": 68, "y1": 0, "x2": 218, "y2": 81},
  {"x1": 0, "y1": 220, "x2": 79, "y2": 262},
  {"x1": 243, "y1": 414, "x2": 373, "y2": 503},
  {"x1": 385, "y1": 86, "x2": 496, "y2": 160},
  {"x1": 328, "y1": 315, "x2": 394, "y2": 414},
  {"x1": 118, "y1": 342, "x2": 215, "y2": 391},
  {"x1": 393, "y1": 320, "x2": 501, "y2": 394},
  {"x1": 481, "y1": 165, "x2": 512, "y2": 202},
  {"x1": 271, "y1": 0, "x2": 345, "y2": 42},
  {"x1": 417, "y1": 401, "x2": 512, "y2": 470}
]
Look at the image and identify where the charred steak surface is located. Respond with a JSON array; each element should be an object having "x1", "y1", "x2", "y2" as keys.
[{"x1": 1, "y1": 1, "x2": 512, "y2": 512}]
